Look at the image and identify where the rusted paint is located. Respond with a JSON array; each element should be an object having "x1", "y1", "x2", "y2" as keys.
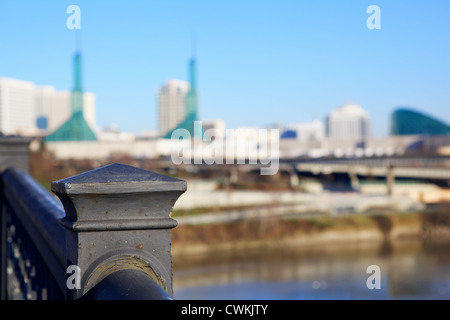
[{"x1": 84, "y1": 255, "x2": 167, "y2": 295}]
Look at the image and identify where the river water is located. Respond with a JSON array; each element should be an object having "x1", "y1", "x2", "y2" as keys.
[{"x1": 173, "y1": 238, "x2": 450, "y2": 300}]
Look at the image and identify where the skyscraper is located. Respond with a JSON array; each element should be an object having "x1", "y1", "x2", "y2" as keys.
[
  {"x1": 158, "y1": 79, "x2": 190, "y2": 137},
  {"x1": 0, "y1": 77, "x2": 95, "y2": 136},
  {"x1": 326, "y1": 103, "x2": 370, "y2": 141},
  {"x1": 185, "y1": 58, "x2": 198, "y2": 120},
  {"x1": 0, "y1": 78, "x2": 37, "y2": 135},
  {"x1": 161, "y1": 57, "x2": 201, "y2": 139},
  {"x1": 46, "y1": 52, "x2": 97, "y2": 142}
]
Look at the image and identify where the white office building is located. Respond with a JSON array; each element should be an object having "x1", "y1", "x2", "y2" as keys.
[
  {"x1": 0, "y1": 77, "x2": 96, "y2": 136},
  {"x1": 0, "y1": 78, "x2": 37, "y2": 136},
  {"x1": 157, "y1": 79, "x2": 190, "y2": 137},
  {"x1": 326, "y1": 103, "x2": 371, "y2": 141},
  {"x1": 283, "y1": 120, "x2": 325, "y2": 142},
  {"x1": 42, "y1": 89, "x2": 96, "y2": 133}
]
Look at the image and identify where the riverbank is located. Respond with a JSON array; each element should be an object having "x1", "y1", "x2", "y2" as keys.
[{"x1": 171, "y1": 210, "x2": 450, "y2": 259}]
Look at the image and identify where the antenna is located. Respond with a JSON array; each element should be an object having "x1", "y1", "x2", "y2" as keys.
[
  {"x1": 191, "y1": 32, "x2": 196, "y2": 58},
  {"x1": 75, "y1": 28, "x2": 82, "y2": 54}
]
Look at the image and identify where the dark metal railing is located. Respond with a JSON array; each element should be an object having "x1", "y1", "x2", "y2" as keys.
[
  {"x1": 2, "y1": 167, "x2": 66, "y2": 299},
  {"x1": 0, "y1": 159, "x2": 186, "y2": 300}
]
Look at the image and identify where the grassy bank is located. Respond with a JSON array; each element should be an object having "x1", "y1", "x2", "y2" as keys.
[{"x1": 171, "y1": 210, "x2": 450, "y2": 258}]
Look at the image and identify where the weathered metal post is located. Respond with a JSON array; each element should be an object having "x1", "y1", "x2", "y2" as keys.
[
  {"x1": 0, "y1": 137, "x2": 31, "y2": 173},
  {"x1": 51, "y1": 163, "x2": 186, "y2": 299}
]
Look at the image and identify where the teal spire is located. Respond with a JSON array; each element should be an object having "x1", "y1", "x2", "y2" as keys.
[
  {"x1": 188, "y1": 58, "x2": 196, "y2": 89},
  {"x1": 163, "y1": 56, "x2": 202, "y2": 139},
  {"x1": 46, "y1": 52, "x2": 97, "y2": 142},
  {"x1": 185, "y1": 58, "x2": 198, "y2": 120},
  {"x1": 73, "y1": 52, "x2": 82, "y2": 91},
  {"x1": 71, "y1": 52, "x2": 83, "y2": 114}
]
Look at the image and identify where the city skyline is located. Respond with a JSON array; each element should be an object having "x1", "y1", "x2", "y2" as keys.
[{"x1": 0, "y1": 1, "x2": 449, "y2": 137}]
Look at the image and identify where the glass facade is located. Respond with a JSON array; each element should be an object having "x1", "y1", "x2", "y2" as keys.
[
  {"x1": 46, "y1": 111, "x2": 97, "y2": 142},
  {"x1": 391, "y1": 108, "x2": 450, "y2": 136}
]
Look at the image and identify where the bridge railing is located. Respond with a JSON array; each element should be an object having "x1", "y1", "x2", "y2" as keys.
[{"x1": 0, "y1": 159, "x2": 186, "y2": 300}]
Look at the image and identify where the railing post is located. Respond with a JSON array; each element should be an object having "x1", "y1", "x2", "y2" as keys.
[
  {"x1": 0, "y1": 194, "x2": 7, "y2": 300},
  {"x1": 0, "y1": 137, "x2": 31, "y2": 173},
  {"x1": 51, "y1": 163, "x2": 186, "y2": 299}
]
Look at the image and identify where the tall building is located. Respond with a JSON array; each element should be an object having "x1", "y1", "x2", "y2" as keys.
[
  {"x1": 326, "y1": 103, "x2": 370, "y2": 141},
  {"x1": 160, "y1": 58, "x2": 201, "y2": 139},
  {"x1": 0, "y1": 78, "x2": 96, "y2": 136},
  {"x1": 0, "y1": 77, "x2": 95, "y2": 137},
  {"x1": 36, "y1": 86, "x2": 96, "y2": 133},
  {"x1": 46, "y1": 52, "x2": 97, "y2": 142},
  {"x1": 0, "y1": 78, "x2": 37, "y2": 135},
  {"x1": 184, "y1": 58, "x2": 199, "y2": 121},
  {"x1": 158, "y1": 79, "x2": 190, "y2": 137}
]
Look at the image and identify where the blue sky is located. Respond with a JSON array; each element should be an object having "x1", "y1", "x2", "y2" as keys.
[{"x1": 0, "y1": 0, "x2": 449, "y2": 137}]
